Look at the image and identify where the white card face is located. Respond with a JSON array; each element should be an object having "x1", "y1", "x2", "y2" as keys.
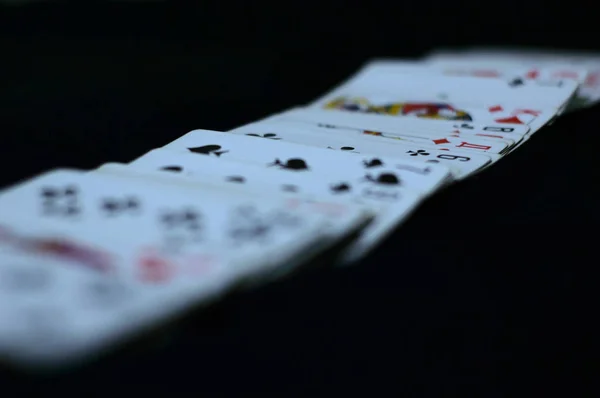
[
  {"x1": 92, "y1": 161, "x2": 375, "y2": 248},
  {"x1": 227, "y1": 120, "x2": 491, "y2": 178},
  {"x1": 267, "y1": 108, "x2": 526, "y2": 145},
  {"x1": 419, "y1": 59, "x2": 588, "y2": 83},
  {"x1": 0, "y1": 221, "x2": 239, "y2": 368},
  {"x1": 259, "y1": 112, "x2": 513, "y2": 154},
  {"x1": 271, "y1": 106, "x2": 531, "y2": 139},
  {"x1": 125, "y1": 148, "x2": 426, "y2": 263},
  {"x1": 161, "y1": 129, "x2": 453, "y2": 195},
  {"x1": 260, "y1": 108, "x2": 503, "y2": 161},
  {"x1": 313, "y1": 65, "x2": 579, "y2": 110},
  {"x1": 366, "y1": 59, "x2": 589, "y2": 85},
  {"x1": 425, "y1": 48, "x2": 600, "y2": 108},
  {"x1": 0, "y1": 169, "x2": 330, "y2": 285}
]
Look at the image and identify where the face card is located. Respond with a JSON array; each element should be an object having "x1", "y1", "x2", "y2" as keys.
[
  {"x1": 306, "y1": 92, "x2": 558, "y2": 138},
  {"x1": 227, "y1": 120, "x2": 492, "y2": 178},
  {"x1": 161, "y1": 129, "x2": 454, "y2": 195},
  {"x1": 123, "y1": 148, "x2": 426, "y2": 263},
  {"x1": 313, "y1": 63, "x2": 579, "y2": 111}
]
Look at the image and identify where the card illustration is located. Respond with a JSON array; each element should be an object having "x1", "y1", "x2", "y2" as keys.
[{"x1": 324, "y1": 97, "x2": 474, "y2": 121}]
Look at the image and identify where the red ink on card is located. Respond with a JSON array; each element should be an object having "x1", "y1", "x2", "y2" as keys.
[
  {"x1": 525, "y1": 69, "x2": 540, "y2": 79},
  {"x1": 433, "y1": 138, "x2": 450, "y2": 145},
  {"x1": 457, "y1": 142, "x2": 492, "y2": 151},
  {"x1": 138, "y1": 251, "x2": 172, "y2": 283},
  {"x1": 494, "y1": 116, "x2": 524, "y2": 124},
  {"x1": 512, "y1": 108, "x2": 541, "y2": 116}
]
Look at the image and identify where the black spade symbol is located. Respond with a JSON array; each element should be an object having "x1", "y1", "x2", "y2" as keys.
[
  {"x1": 509, "y1": 77, "x2": 524, "y2": 87},
  {"x1": 364, "y1": 173, "x2": 401, "y2": 185},
  {"x1": 246, "y1": 133, "x2": 281, "y2": 140},
  {"x1": 269, "y1": 158, "x2": 309, "y2": 171},
  {"x1": 226, "y1": 175, "x2": 246, "y2": 183},
  {"x1": 363, "y1": 158, "x2": 384, "y2": 168},
  {"x1": 331, "y1": 183, "x2": 351, "y2": 193},
  {"x1": 161, "y1": 165, "x2": 183, "y2": 172},
  {"x1": 187, "y1": 145, "x2": 228, "y2": 156}
]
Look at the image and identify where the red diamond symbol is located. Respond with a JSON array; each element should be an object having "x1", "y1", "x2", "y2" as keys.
[
  {"x1": 489, "y1": 105, "x2": 503, "y2": 112},
  {"x1": 433, "y1": 138, "x2": 450, "y2": 145},
  {"x1": 494, "y1": 116, "x2": 524, "y2": 124},
  {"x1": 525, "y1": 69, "x2": 540, "y2": 79}
]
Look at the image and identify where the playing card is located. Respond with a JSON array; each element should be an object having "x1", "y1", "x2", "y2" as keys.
[
  {"x1": 369, "y1": 58, "x2": 589, "y2": 87},
  {"x1": 161, "y1": 129, "x2": 453, "y2": 195},
  {"x1": 268, "y1": 106, "x2": 530, "y2": 145},
  {"x1": 0, "y1": 169, "x2": 332, "y2": 284},
  {"x1": 227, "y1": 119, "x2": 492, "y2": 178},
  {"x1": 312, "y1": 63, "x2": 579, "y2": 111},
  {"x1": 257, "y1": 112, "x2": 514, "y2": 154},
  {"x1": 425, "y1": 47, "x2": 600, "y2": 109},
  {"x1": 0, "y1": 221, "x2": 237, "y2": 368},
  {"x1": 0, "y1": 168, "x2": 336, "y2": 367},
  {"x1": 261, "y1": 108, "x2": 503, "y2": 160},
  {"x1": 92, "y1": 161, "x2": 376, "y2": 262},
  {"x1": 270, "y1": 108, "x2": 529, "y2": 146},
  {"x1": 273, "y1": 105, "x2": 531, "y2": 140},
  {"x1": 309, "y1": 91, "x2": 559, "y2": 137},
  {"x1": 125, "y1": 147, "x2": 428, "y2": 263}
]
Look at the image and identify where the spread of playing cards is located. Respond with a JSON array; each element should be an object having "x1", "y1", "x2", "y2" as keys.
[{"x1": 1, "y1": 47, "x2": 598, "y2": 370}]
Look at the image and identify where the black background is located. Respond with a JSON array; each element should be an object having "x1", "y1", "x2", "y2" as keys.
[{"x1": 0, "y1": 1, "x2": 597, "y2": 395}]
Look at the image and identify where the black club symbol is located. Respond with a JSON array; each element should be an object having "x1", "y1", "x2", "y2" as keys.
[{"x1": 407, "y1": 150, "x2": 429, "y2": 156}]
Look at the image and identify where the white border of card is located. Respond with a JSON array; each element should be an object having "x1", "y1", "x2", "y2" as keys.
[{"x1": 0, "y1": 49, "x2": 590, "y2": 369}]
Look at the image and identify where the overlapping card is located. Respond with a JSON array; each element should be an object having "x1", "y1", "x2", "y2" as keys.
[{"x1": 1, "y1": 47, "x2": 597, "y2": 369}]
